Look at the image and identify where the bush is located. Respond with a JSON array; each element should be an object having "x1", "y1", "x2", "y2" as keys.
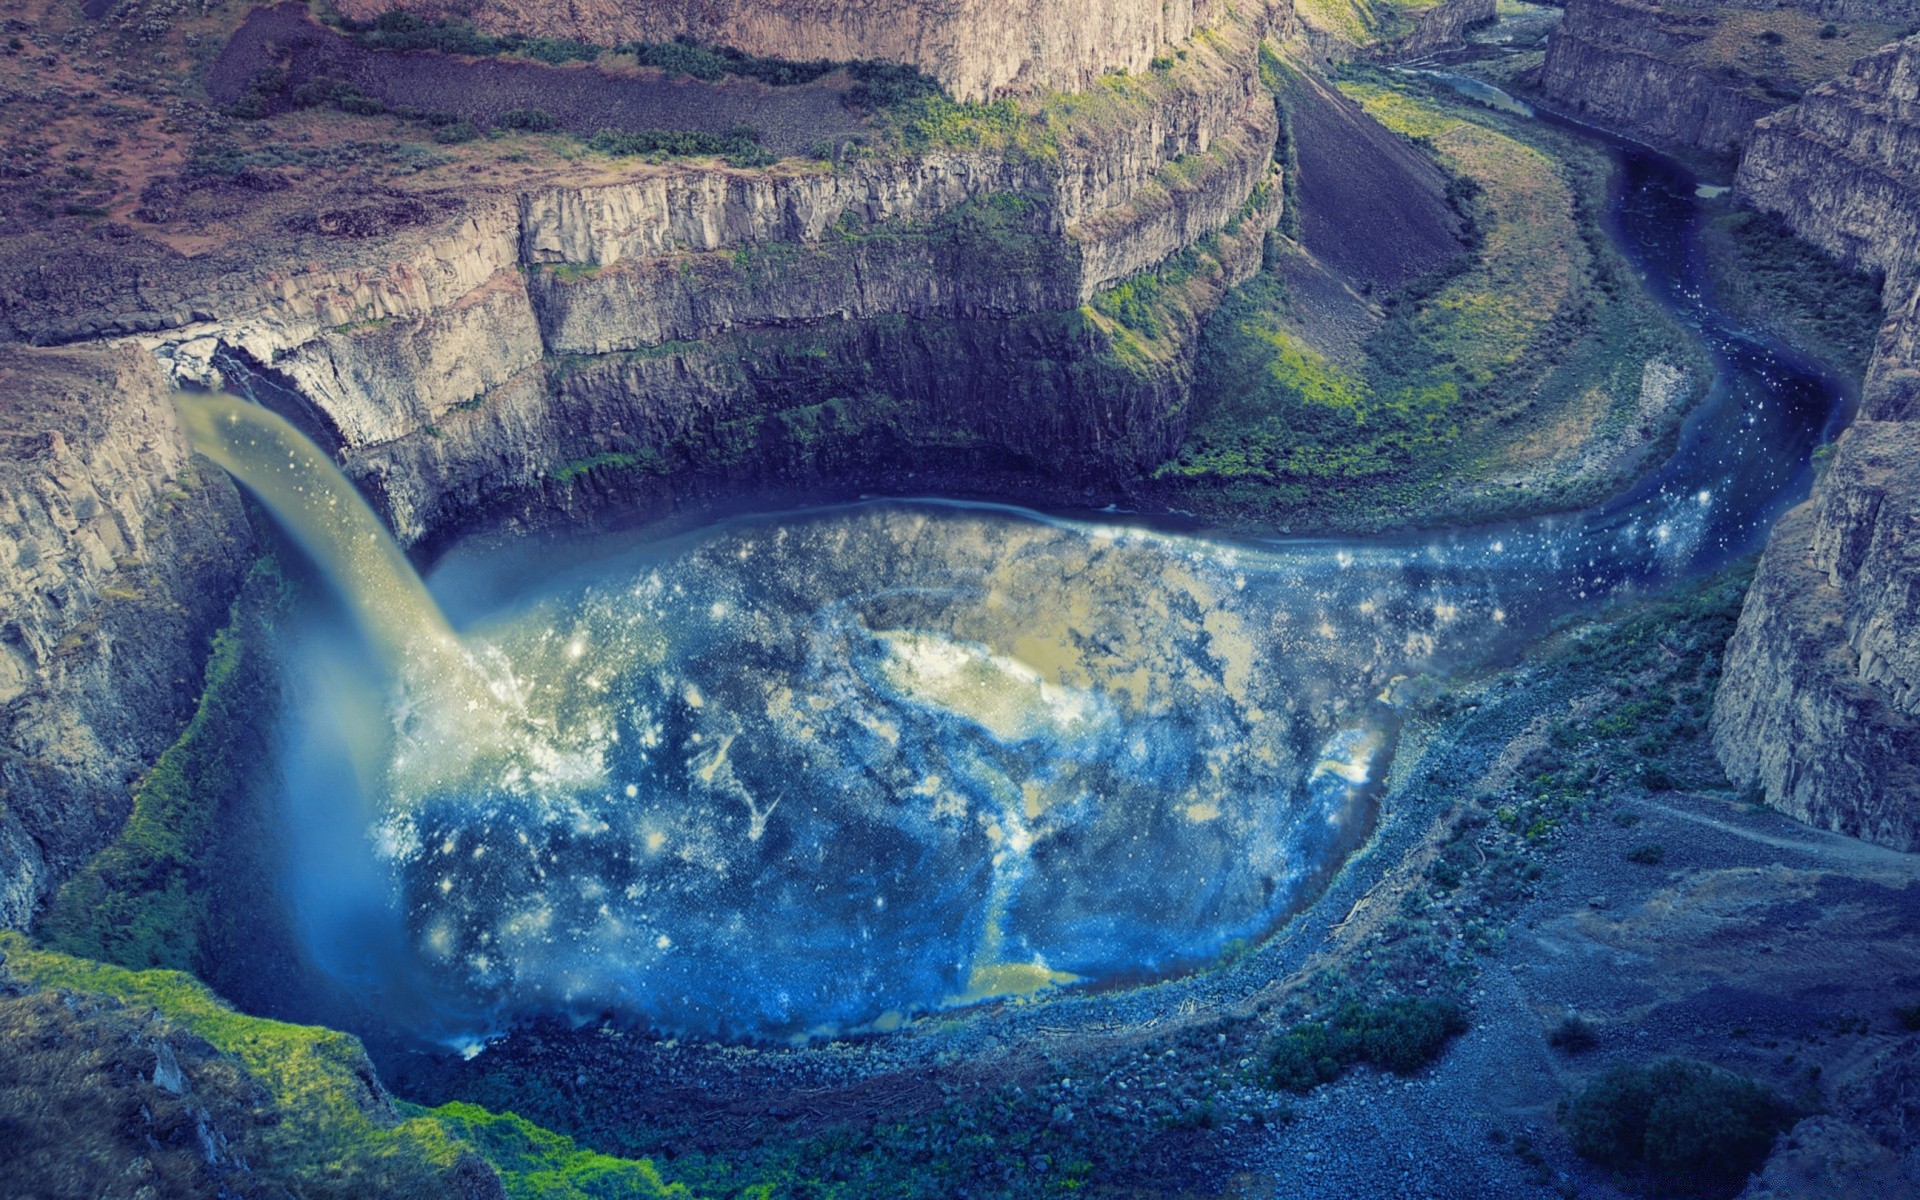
[
  {"x1": 1565, "y1": 1059, "x2": 1790, "y2": 1196},
  {"x1": 846, "y1": 60, "x2": 944, "y2": 109},
  {"x1": 496, "y1": 107, "x2": 556, "y2": 132},
  {"x1": 1628, "y1": 843, "x2": 1666, "y2": 865},
  {"x1": 584, "y1": 125, "x2": 768, "y2": 163},
  {"x1": 431, "y1": 119, "x2": 480, "y2": 144},
  {"x1": 1549, "y1": 1015, "x2": 1599, "y2": 1053},
  {"x1": 1267, "y1": 998, "x2": 1468, "y2": 1091}
]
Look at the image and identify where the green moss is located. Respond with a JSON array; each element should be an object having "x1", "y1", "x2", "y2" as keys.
[
  {"x1": 424, "y1": 1103, "x2": 692, "y2": 1199},
  {"x1": 549, "y1": 449, "x2": 670, "y2": 484},
  {"x1": 1, "y1": 934, "x2": 690, "y2": 1198},
  {"x1": 40, "y1": 557, "x2": 288, "y2": 972}
]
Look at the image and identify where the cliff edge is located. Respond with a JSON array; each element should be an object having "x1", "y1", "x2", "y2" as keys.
[{"x1": 1713, "y1": 35, "x2": 1920, "y2": 849}]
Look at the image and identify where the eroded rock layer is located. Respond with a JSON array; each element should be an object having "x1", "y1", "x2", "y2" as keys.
[
  {"x1": 0, "y1": 347, "x2": 253, "y2": 925},
  {"x1": 1713, "y1": 36, "x2": 1920, "y2": 849},
  {"x1": 1536, "y1": 0, "x2": 1920, "y2": 159},
  {"x1": 330, "y1": 0, "x2": 1226, "y2": 103}
]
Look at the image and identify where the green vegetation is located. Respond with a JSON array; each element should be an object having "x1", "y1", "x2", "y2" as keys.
[
  {"x1": 0, "y1": 934, "x2": 687, "y2": 1198},
  {"x1": 586, "y1": 125, "x2": 772, "y2": 167},
  {"x1": 623, "y1": 37, "x2": 941, "y2": 109},
  {"x1": 498, "y1": 107, "x2": 557, "y2": 132},
  {"x1": 1628, "y1": 842, "x2": 1668, "y2": 865},
  {"x1": 549, "y1": 448, "x2": 668, "y2": 484},
  {"x1": 1564, "y1": 1059, "x2": 1792, "y2": 1196},
  {"x1": 1161, "y1": 67, "x2": 1703, "y2": 528},
  {"x1": 341, "y1": 11, "x2": 602, "y2": 64},
  {"x1": 39, "y1": 558, "x2": 286, "y2": 972},
  {"x1": 429, "y1": 1104, "x2": 692, "y2": 1199},
  {"x1": 1701, "y1": 206, "x2": 1885, "y2": 377},
  {"x1": 1265, "y1": 997, "x2": 1468, "y2": 1091}
]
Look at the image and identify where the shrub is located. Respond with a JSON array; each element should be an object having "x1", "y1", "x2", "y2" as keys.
[
  {"x1": 846, "y1": 59, "x2": 944, "y2": 109},
  {"x1": 1549, "y1": 1015, "x2": 1599, "y2": 1053},
  {"x1": 496, "y1": 107, "x2": 556, "y2": 132},
  {"x1": 1897, "y1": 1002, "x2": 1920, "y2": 1031},
  {"x1": 1267, "y1": 998, "x2": 1468, "y2": 1091},
  {"x1": 1818, "y1": 22, "x2": 1839, "y2": 38},
  {"x1": 584, "y1": 125, "x2": 768, "y2": 164},
  {"x1": 1565, "y1": 1059, "x2": 1790, "y2": 1196},
  {"x1": 431, "y1": 119, "x2": 480, "y2": 144},
  {"x1": 1628, "y1": 843, "x2": 1666, "y2": 865}
]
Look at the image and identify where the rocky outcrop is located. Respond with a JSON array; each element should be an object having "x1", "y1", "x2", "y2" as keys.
[
  {"x1": 1734, "y1": 35, "x2": 1920, "y2": 271},
  {"x1": 1536, "y1": 0, "x2": 1785, "y2": 158},
  {"x1": 0, "y1": 346, "x2": 253, "y2": 926},
  {"x1": 331, "y1": 0, "x2": 1225, "y2": 103},
  {"x1": 1713, "y1": 36, "x2": 1920, "y2": 850},
  {"x1": 118, "y1": 4, "x2": 1284, "y2": 545}
]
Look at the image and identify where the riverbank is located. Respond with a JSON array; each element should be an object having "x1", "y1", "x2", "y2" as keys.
[{"x1": 1147, "y1": 63, "x2": 1713, "y2": 534}]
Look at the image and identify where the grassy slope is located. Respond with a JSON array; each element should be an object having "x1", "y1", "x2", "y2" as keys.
[
  {"x1": 0, "y1": 936, "x2": 691, "y2": 1199},
  {"x1": 1158, "y1": 68, "x2": 1703, "y2": 528}
]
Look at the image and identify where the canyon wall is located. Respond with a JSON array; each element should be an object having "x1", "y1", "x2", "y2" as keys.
[
  {"x1": 1536, "y1": 0, "x2": 1780, "y2": 159},
  {"x1": 1535, "y1": 0, "x2": 1920, "y2": 160},
  {"x1": 330, "y1": 0, "x2": 1225, "y2": 102},
  {"x1": 0, "y1": 347, "x2": 253, "y2": 926},
  {"x1": 1712, "y1": 35, "x2": 1920, "y2": 849}
]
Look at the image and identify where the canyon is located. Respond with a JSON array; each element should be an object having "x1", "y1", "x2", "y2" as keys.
[{"x1": 3, "y1": 0, "x2": 1920, "y2": 1195}]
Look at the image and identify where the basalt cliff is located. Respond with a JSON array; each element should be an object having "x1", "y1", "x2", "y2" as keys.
[
  {"x1": 1712, "y1": 34, "x2": 1920, "y2": 849},
  {"x1": 1536, "y1": 0, "x2": 1920, "y2": 160},
  {"x1": 333, "y1": 0, "x2": 1227, "y2": 103}
]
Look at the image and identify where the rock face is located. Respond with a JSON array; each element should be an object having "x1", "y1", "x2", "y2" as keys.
[
  {"x1": 0, "y1": 346, "x2": 253, "y2": 926},
  {"x1": 1287, "y1": 0, "x2": 1496, "y2": 66},
  {"x1": 1537, "y1": 0, "x2": 1780, "y2": 159},
  {"x1": 1535, "y1": 0, "x2": 1920, "y2": 160},
  {"x1": 331, "y1": 0, "x2": 1226, "y2": 103},
  {"x1": 1712, "y1": 36, "x2": 1920, "y2": 850},
  {"x1": 121, "y1": 3, "x2": 1286, "y2": 548}
]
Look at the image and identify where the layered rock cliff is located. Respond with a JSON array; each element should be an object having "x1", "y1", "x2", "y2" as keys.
[
  {"x1": 1535, "y1": 0, "x2": 1920, "y2": 160},
  {"x1": 1712, "y1": 35, "x2": 1920, "y2": 849},
  {"x1": 0, "y1": 346, "x2": 253, "y2": 926},
  {"x1": 1537, "y1": 0, "x2": 1779, "y2": 158},
  {"x1": 331, "y1": 0, "x2": 1226, "y2": 103}
]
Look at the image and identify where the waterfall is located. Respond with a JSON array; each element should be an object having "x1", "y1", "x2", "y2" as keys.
[{"x1": 176, "y1": 391, "x2": 526, "y2": 805}]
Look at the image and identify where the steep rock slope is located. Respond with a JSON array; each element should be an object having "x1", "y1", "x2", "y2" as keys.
[
  {"x1": 0, "y1": 347, "x2": 253, "y2": 926},
  {"x1": 1713, "y1": 35, "x2": 1920, "y2": 849},
  {"x1": 128, "y1": 6, "x2": 1285, "y2": 547},
  {"x1": 329, "y1": 0, "x2": 1226, "y2": 103},
  {"x1": 1536, "y1": 0, "x2": 1919, "y2": 160}
]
